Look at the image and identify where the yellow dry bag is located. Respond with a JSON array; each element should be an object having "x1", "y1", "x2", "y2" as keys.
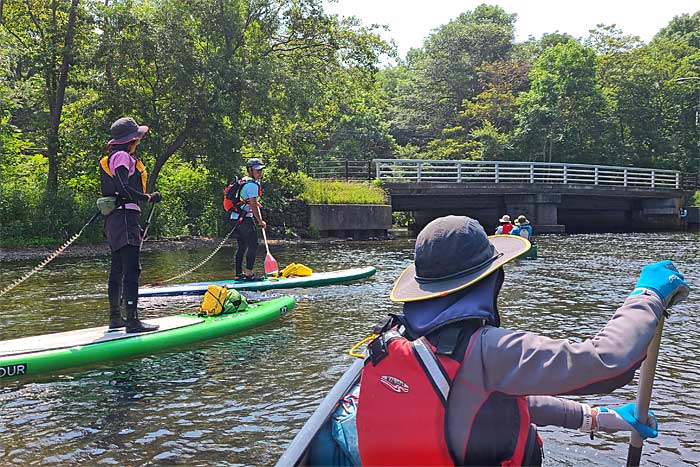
[{"x1": 199, "y1": 285, "x2": 229, "y2": 316}]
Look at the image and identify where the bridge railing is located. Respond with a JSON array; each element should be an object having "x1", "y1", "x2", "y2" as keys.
[
  {"x1": 306, "y1": 160, "x2": 373, "y2": 181},
  {"x1": 373, "y1": 159, "x2": 681, "y2": 189}
]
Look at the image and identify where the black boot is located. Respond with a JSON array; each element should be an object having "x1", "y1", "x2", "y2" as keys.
[
  {"x1": 108, "y1": 308, "x2": 126, "y2": 331},
  {"x1": 125, "y1": 307, "x2": 159, "y2": 333}
]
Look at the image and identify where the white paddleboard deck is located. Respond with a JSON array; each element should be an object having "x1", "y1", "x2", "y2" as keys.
[
  {"x1": 0, "y1": 315, "x2": 203, "y2": 357},
  {"x1": 139, "y1": 266, "x2": 376, "y2": 297}
]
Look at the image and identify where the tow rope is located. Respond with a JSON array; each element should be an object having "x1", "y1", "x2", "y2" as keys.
[
  {"x1": 144, "y1": 222, "x2": 240, "y2": 286},
  {"x1": 0, "y1": 210, "x2": 102, "y2": 298}
]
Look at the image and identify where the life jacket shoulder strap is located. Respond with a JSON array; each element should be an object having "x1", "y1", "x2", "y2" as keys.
[
  {"x1": 426, "y1": 319, "x2": 483, "y2": 362},
  {"x1": 100, "y1": 156, "x2": 113, "y2": 176},
  {"x1": 100, "y1": 152, "x2": 147, "y2": 193},
  {"x1": 411, "y1": 337, "x2": 452, "y2": 404},
  {"x1": 366, "y1": 328, "x2": 402, "y2": 367}
]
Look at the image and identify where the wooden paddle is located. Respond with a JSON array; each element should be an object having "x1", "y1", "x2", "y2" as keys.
[
  {"x1": 261, "y1": 227, "x2": 279, "y2": 275},
  {"x1": 626, "y1": 314, "x2": 665, "y2": 466}
]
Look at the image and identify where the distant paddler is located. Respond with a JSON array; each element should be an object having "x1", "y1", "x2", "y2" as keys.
[
  {"x1": 510, "y1": 214, "x2": 533, "y2": 240},
  {"x1": 494, "y1": 214, "x2": 514, "y2": 234}
]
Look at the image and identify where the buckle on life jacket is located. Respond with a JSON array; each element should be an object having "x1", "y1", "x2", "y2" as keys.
[
  {"x1": 368, "y1": 334, "x2": 388, "y2": 366},
  {"x1": 433, "y1": 325, "x2": 461, "y2": 356}
]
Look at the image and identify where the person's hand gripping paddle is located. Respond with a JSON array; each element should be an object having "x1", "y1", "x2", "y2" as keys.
[
  {"x1": 626, "y1": 260, "x2": 690, "y2": 466},
  {"x1": 261, "y1": 227, "x2": 279, "y2": 276}
]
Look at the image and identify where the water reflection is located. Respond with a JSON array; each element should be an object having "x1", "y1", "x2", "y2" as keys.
[{"x1": 0, "y1": 232, "x2": 699, "y2": 465}]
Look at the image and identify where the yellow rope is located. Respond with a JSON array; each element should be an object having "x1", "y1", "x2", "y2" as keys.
[{"x1": 349, "y1": 333, "x2": 378, "y2": 359}]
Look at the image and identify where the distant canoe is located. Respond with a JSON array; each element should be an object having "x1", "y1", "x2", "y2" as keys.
[{"x1": 521, "y1": 244, "x2": 537, "y2": 260}]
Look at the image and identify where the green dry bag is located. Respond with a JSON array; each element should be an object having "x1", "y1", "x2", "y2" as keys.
[{"x1": 97, "y1": 196, "x2": 117, "y2": 216}]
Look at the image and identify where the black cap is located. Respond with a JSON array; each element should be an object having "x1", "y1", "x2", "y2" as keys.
[{"x1": 246, "y1": 158, "x2": 265, "y2": 170}]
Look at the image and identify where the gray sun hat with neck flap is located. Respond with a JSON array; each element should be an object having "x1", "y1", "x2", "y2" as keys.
[{"x1": 390, "y1": 215, "x2": 530, "y2": 302}]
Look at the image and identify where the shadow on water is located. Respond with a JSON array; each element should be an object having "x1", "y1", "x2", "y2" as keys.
[{"x1": 1, "y1": 232, "x2": 699, "y2": 465}]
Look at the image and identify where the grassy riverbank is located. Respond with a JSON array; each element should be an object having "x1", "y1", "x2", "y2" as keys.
[{"x1": 297, "y1": 179, "x2": 387, "y2": 205}]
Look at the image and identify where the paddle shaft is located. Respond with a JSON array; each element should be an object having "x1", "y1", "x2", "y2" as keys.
[
  {"x1": 140, "y1": 203, "x2": 157, "y2": 248},
  {"x1": 261, "y1": 226, "x2": 271, "y2": 254},
  {"x1": 626, "y1": 314, "x2": 665, "y2": 467}
]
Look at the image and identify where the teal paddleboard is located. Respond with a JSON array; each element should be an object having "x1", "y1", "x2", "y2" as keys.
[
  {"x1": 139, "y1": 266, "x2": 376, "y2": 298},
  {"x1": 0, "y1": 296, "x2": 295, "y2": 381}
]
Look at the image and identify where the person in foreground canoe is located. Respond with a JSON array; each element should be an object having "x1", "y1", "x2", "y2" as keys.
[
  {"x1": 494, "y1": 214, "x2": 513, "y2": 234},
  {"x1": 226, "y1": 158, "x2": 267, "y2": 281},
  {"x1": 344, "y1": 216, "x2": 689, "y2": 466},
  {"x1": 99, "y1": 117, "x2": 162, "y2": 333}
]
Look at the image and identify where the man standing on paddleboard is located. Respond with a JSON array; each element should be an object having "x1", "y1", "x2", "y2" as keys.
[{"x1": 227, "y1": 158, "x2": 267, "y2": 281}]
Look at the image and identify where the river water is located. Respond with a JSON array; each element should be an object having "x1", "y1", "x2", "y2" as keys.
[{"x1": 0, "y1": 232, "x2": 698, "y2": 466}]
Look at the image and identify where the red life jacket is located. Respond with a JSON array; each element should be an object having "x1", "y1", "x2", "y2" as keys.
[
  {"x1": 501, "y1": 223, "x2": 513, "y2": 235},
  {"x1": 356, "y1": 329, "x2": 535, "y2": 466}
]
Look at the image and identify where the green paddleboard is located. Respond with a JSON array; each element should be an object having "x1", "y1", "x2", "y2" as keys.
[{"x1": 0, "y1": 296, "x2": 295, "y2": 381}]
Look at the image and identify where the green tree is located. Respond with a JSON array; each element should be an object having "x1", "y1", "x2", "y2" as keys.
[
  {"x1": 515, "y1": 39, "x2": 610, "y2": 163},
  {"x1": 1, "y1": 0, "x2": 88, "y2": 194},
  {"x1": 382, "y1": 4, "x2": 516, "y2": 152}
]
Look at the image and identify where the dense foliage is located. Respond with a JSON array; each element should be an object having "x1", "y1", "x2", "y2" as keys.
[{"x1": 1, "y1": 2, "x2": 699, "y2": 245}]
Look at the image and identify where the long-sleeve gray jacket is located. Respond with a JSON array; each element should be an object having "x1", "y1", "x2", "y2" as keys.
[{"x1": 445, "y1": 290, "x2": 664, "y2": 462}]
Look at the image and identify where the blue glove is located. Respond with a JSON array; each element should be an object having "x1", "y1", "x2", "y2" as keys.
[
  {"x1": 630, "y1": 260, "x2": 690, "y2": 308},
  {"x1": 595, "y1": 403, "x2": 659, "y2": 439}
]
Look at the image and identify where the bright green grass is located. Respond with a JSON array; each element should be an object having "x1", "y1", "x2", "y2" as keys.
[{"x1": 298, "y1": 179, "x2": 387, "y2": 205}]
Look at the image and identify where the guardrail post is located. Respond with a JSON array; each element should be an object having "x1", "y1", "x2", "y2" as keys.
[
  {"x1": 651, "y1": 170, "x2": 655, "y2": 188},
  {"x1": 530, "y1": 164, "x2": 534, "y2": 183},
  {"x1": 624, "y1": 169, "x2": 628, "y2": 187},
  {"x1": 417, "y1": 162, "x2": 422, "y2": 182},
  {"x1": 368, "y1": 160, "x2": 372, "y2": 180},
  {"x1": 563, "y1": 165, "x2": 568, "y2": 184},
  {"x1": 457, "y1": 162, "x2": 462, "y2": 183},
  {"x1": 375, "y1": 160, "x2": 381, "y2": 179},
  {"x1": 495, "y1": 162, "x2": 499, "y2": 183},
  {"x1": 595, "y1": 167, "x2": 599, "y2": 185}
]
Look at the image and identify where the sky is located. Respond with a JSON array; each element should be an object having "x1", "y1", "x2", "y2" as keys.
[{"x1": 324, "y1": 0, "x2": 700, "y2": 58}]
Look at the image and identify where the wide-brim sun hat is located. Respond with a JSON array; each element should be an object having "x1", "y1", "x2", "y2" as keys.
[
  {"x1": 390, "y1": 215, "x2": 530, "y2": 302},
  {"x1": 108, "y1": 117, "x2": 149, "y2": 145},
  {"x1": 516, "y1": 215, "x2": 530, "y2": 225},
  {"x1": 499, "y1": 214, "x2": 511, "y2": 223}
]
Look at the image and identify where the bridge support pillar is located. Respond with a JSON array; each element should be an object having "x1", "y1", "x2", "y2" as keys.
[
  {"x1": 505, "y1": 194, "x2": 565, "y2": 234},
  {"x1": 633, "y1": 198, "x2": 682, "y2": 230}
]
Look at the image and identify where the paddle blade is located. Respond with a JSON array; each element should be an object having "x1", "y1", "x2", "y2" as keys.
[{"x1": 264, "y1": 253, "x2": 278, "y2": 275}]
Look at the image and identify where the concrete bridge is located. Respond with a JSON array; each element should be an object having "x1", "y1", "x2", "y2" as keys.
[{"x1": 374, "y1": 159, "x2": 694, "y2": 233}]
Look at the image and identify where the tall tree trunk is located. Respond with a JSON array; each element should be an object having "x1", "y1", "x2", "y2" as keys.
[
  {"x1": 147, "y1": 117, "x2": 199, "y2": 192},
  {"x1": 45, "y1": 0, "x2": 80, "y2": 194}
]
